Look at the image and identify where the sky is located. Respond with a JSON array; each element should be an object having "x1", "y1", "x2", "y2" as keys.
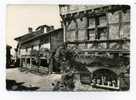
[{"x1": 6, "y1": 5, "x2": 61, "y2": 55}]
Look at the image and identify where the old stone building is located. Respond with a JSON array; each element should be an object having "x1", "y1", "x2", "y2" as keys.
[
  {"x1": 59, "y1": 5, "x2": 130, "y2": 90},
  {"x1": 15, "y1": 25, "x2": 63, "y2": 73}
]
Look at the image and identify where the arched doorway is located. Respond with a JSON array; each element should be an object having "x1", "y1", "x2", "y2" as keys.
[{"x1": 92, "y1": 69, "x2": 119, "y2": 90}]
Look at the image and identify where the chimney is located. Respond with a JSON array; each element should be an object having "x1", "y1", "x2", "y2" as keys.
[
  {"x1": 50, "y1": 26, "x2": 54, "y2": 31},
  {"x1": 46, "y1": 26, "x2": 54, "y2": 32},
  {"x1": 28, "y1": 27, "x2": 33, "y2": 33}
]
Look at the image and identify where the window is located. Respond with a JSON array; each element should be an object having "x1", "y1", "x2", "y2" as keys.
[{"x1": 88, "y1": 15, "x2": 107, "y2": 40}]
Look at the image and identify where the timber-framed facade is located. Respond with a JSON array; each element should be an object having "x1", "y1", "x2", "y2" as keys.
[
  {"x1": 59, "y1": 5, "x2": 130, "y2": 90},
  {"x1": 15, "y1": 25, "x2": 63, "y2": 74}
]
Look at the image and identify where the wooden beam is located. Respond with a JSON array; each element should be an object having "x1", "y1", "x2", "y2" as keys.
[
  {"x1": 73, "y1": 19, "x2": 79, "y2": 46},
  {"x1": 64, "y1": 21, "x2": 67, "y2": 42},
  {"x1": 118, "y1": 11, "x2": 123, "y2": 49},
  {"x1": 66, "y1": 39, "x2": 130, "y2": 44},
  {"x1": 81, "y1": 49, "x2": 130, "y2": 54},
  {"x1": 94, "y1": 16, "x2": 98, "y2": 47},
  {"x1": 86, "y1": 16, "x2": 89, "y2": 48},
  {"x1": 106, "y1": 12, "x2": 110, "y2": 49},
  {"x1": 61, "y1": 5, "x2": 130, "y2": 23}
]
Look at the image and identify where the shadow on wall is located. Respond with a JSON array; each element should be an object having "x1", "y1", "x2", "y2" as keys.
[{"x1": 6, "y1": 80, "x2": 39, "y2": 91}]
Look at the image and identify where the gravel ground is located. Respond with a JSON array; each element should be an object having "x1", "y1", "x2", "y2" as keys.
[
  {"x1": 6, "y1": 68, "x2": 62, "y2": 91},
  {"x1": 6, "y1": 68, "x2": 109, "y2": 91}
]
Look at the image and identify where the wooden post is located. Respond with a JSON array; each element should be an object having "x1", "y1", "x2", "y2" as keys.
[
  {"x1": 30, "y1": 46, "x2": 33, "y2": 69},
  {"x1": 49, "y1": 32, "x2": 52, "y2": 51},
  {"x1": 118, "y1": 11, "x2": 122, "y2": 39},
  {"x1": 48, "y1": 58, "x2": 53, "y2": 74},
  {"x1": 106, "y1": 13, "x2": 110, "y2": 49},
  {"x1": 85, "y1": 16, "x2": 89, "y2": 48},
  {"x1": 48, "y1": 32, "x2": 53, "y2": 74},
  {"x1": 94, "y1": 16, "x2": 98, "y2": 48},
  {"x1": 25, "y1": 48, "x2": 27, "y2": 68},
  {"x1": 19, "y1": 48, "x2": 22, "y2": 68},
  {"x1": 38, "y1": 44, "x2": 41, "y2": 72},
  {"x1": 63, "y1": 21, "x2": 67, "y2": 42},
  {"x1": 74, "y1": 19, "x2": 79, "y2": 46},
  {"x1": 118, "y1": 11, "x2": 123, "y2": 49},
  {"x1": 18, "y1": 43, "x2": 22, "y2": 68}
]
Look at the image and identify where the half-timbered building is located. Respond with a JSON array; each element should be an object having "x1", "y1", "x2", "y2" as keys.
[
  {"x1": 59, "y1": 5, "x2": 130, "y2": 90},
  {"x1": 15, "y1": 25, "x2": 63, "y2": 74}
]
